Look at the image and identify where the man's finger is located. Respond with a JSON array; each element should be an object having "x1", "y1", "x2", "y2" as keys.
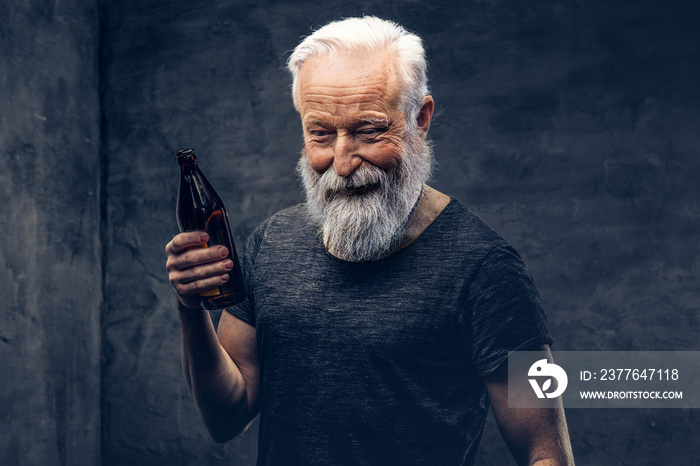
[
  {"x1": 174, "y1": 272, "x2": 230, "y2": 297},
  {"x1": 166, "y1": 231, "x2": 209, "y2": 255},
  {"x1": 167, "y1": 245, "x2": 230, "y2": 272},
  {"x1": 180, "y1": 259, "x2": 234, "y2": 284}
]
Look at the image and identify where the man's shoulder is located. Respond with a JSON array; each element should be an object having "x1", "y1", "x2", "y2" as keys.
[
  {"x1": 435, "y1": 199, "x2": 537, "y2": 288},
  {"x1": 433, "y1": 198, "x2": 508, "y2": 249},
  {"x1": 254, "y1": 203, "x2": 311, "y2": 233},
  {"x1": 245, "y1": 203, "x2": 315, "y2": 250}
]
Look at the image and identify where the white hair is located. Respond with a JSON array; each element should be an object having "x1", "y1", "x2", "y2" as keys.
[{"x1": 287, "y1": 16, "x2": 429, "y2": 128}]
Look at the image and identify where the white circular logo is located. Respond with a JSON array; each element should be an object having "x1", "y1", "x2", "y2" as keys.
[{"x1": 528, "y1": 359, "x2": 568, "y2": 398}]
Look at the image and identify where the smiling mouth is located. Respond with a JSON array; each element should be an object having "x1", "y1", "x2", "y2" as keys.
[
  {"x1": 323, "y1": 182, "x2": 381, "y2": 202},
  {"x1": 340, "y1": 183, "x2": 380, "y2": 196}
]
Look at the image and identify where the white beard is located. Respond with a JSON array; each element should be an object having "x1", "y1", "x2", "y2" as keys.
[{"x1": 297, "y1": 131, "x2": 433, "y2": 262}]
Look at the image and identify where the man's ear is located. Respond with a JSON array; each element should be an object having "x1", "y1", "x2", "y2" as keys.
[{"x1": 416, "y1": 95, "x2": 434, "y2": 138}]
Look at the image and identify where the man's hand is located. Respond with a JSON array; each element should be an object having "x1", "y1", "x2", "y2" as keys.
[{"x1": 165, "y1": 231, "x2": 233, "y2": 308}]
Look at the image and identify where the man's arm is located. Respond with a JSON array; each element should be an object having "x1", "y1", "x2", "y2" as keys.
[
  {"x1": 484, "y1": 345, "x2": 574, "y2": 466},
  {"x1": 166, "y1": 232, "x2": 260, "y2": 443}
]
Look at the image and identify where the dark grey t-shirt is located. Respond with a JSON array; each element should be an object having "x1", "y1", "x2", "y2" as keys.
[{"x1": 227, "y1": 199, "x2": 551, "y2": 466}]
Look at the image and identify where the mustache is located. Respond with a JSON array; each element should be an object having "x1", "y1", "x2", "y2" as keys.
[{"x1": 316, "y1": 163, "x2": 392, "y2": 201}]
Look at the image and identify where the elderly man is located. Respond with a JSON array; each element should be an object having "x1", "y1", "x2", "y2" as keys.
[{"x1": 166, "y1": 16, "x2": 574, "y2": 466}]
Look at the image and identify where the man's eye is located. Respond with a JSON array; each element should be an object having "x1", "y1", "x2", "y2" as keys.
[
  {"x1": 310, "y1": 130, "x2": 331, "y2": 138},
  {"x1": 356, "y1": 128, "x2": 386, "y2": 141}
]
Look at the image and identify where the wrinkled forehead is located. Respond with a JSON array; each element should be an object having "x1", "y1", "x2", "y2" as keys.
[{"x1": 297, "y1": 51, "x2": 403, "y2": 113}]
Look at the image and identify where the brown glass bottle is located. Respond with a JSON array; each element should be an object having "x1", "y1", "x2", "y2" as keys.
[{"x1": 176, "y1": 148, "x2": 245, "y2": 309}]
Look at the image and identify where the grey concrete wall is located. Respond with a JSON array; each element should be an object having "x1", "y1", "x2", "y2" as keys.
[
  {"x1": 0, "y1": 0, "x2": 101, "y2": 465},
  {"x1": 98, "y1": 2, "x2": 289, "y2": 464},
  {"x1": 2, "y1": 0, "x2": 698, "y2": 465},
  {"x1": 100, "y1": 1, "x2": 700, "y2": 465}
]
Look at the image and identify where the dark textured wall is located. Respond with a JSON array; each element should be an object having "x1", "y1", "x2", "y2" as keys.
[
  {"x1": 0, "y1": 0, "x2": 101, "y2": 465},
  {"x1": 100, "y1": 1, "x2": 700, "y2": 465},
  {"x1": 3, "y1": 0, "x2": 698, "y2": 465}
]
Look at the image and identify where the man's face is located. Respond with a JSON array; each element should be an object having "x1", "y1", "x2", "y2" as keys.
[
  {"x1": 298, "y1": 50, "x2": 409, "y2": 179},
  {"x1": 295, "y1": 50, "x2": 433, "y2": 262}
]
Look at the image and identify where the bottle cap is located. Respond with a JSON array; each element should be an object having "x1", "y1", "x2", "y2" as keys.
[{"x1": 176, "y1": 148, "x2": 195, "y2": 157}]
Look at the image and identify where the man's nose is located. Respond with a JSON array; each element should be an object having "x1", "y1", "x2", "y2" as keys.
[{"x1": 332, "y1": 133, "x2": 362, "y2": 177}]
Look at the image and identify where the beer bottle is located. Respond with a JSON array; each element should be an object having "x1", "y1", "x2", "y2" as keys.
[{"x1": 176, "y1": 148, "x2": 245, "y2": 309}]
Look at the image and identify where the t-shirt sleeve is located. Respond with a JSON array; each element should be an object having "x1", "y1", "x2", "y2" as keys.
[
  {"x1": 465, "y1": 244, "x2": 553, "y2": 377},
  {"x1": 224, "y1": 222, "x2": 266, "y2": 327}
]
